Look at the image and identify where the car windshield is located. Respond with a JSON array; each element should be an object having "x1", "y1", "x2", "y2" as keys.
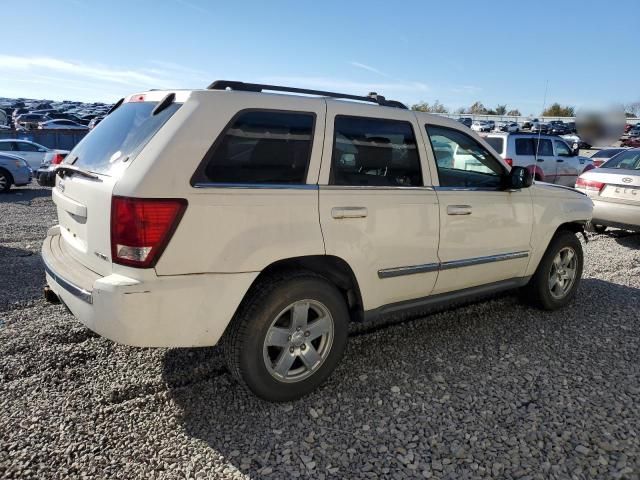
[
  {"x1": 601, "y1": 150, "x2": 640, "y2": 170},
  {"x1": 66, "y1": 101, "x2": 181, "y2": 176}
]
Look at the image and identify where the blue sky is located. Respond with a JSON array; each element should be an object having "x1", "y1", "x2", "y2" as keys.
[{"x1": 1, "y1": 0, "x2": 638, "y2": 114}]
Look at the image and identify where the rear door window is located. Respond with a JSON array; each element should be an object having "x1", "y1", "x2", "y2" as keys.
[
  {"x1": 66, "y1": 101, "x2": 181, "y2": 175},
  {"x1": 515, "y1": 138, "x2": 535, "y2": 155},
  {"x1": 197, "y1": 110, "x2": 315, "y2": 184},
  {"x1": 331, "y1": 116, "x2": 422, "y2": 187},
  {"x1": 534, "y1": 138, "x2": 554, "y2": 156}
]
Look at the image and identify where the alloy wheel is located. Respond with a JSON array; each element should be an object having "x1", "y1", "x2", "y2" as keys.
[
  {"x1": 548, "y1": 247, "x2": 577, "y2": 299},
  {"x1": 263, "y1": 299, "x2": 334, "y2": 383}
]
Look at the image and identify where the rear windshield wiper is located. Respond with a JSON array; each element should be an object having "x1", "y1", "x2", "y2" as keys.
[
  {"x1": 152, "y1": 93, "x2": 176, "y2": 116},
  {"x1": 56, "y1": 165, "x2": 101, "y2": 181}
]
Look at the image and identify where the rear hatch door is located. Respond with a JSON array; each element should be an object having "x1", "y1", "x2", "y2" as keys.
[{"x1": 52, "y1": 95, "x2": 182, "y2": 276}]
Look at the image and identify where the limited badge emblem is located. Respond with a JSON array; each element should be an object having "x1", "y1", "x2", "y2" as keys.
[{"x1": 622, "y1": 177, "x2": 632, "y2": 183}]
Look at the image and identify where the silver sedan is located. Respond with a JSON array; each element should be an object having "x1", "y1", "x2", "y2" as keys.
[{"x1": 575, "y1": 148, "x2": 640, "y2": 232}]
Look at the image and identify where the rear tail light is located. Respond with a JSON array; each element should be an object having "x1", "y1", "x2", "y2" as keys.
[
  {"x1": 111, "y1": 196, "x2": 187, "y2": 268},
  {"x1": 51, "y1": 153, "x2": 65, "y2": 165},
  {"x1": 575, "y1": 177, "x2": 605, "y2": 192},
  {"x1": 592, "y1": 160, "x2": 603, "y2": 167},
  {"x1": 504, "y1": 158, "x2": 513, "y2": 166},
  {"x1": 582, "y1": 163, "x2": 596, "y2": 173}
]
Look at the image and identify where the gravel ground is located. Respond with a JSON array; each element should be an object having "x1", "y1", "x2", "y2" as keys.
[{"x1": 1, "y1": 183, "x2": 639, "y2": 480}]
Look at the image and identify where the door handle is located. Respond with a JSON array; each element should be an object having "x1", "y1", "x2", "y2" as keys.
[
  {"x1": 331, "y1": 207, "x2": 368, "y2": 219},
  {"x1": 447, "y1": 205, "x2": 472, "y2": 215},
  {"x1": 536, "y1": 158, "x2": 545, "y2": 162},
  {"x1": 556, "y1": 159, "x2": 564, "y2": 162}
]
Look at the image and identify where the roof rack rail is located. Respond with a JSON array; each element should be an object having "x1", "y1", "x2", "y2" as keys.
[{"x1": 207, "y1": 80, "x2": 408, "y2": 109}]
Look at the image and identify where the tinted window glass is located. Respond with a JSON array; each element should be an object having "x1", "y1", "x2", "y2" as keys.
[
  {"x1": 534, "y1": 138, "x2": 553, "y2": 156},
  {"x1": 331, "y1": 116, "x2": 422, "y2": 187},
  {"x1": 554, "y1": 140, "x2": 571, "y2": 156},
  {"x1": 16, "y1": 142, "x2": 39, "y2": 152},
  {"x1": 485, "y1": 137, "x2": 504, "y2": 154},
  {"x1": 426, "y1": 125, "x2": 505, "y2": 188},
  {"x1": 68, "y1": 101, "x2": 181, "y2": 176},
  {"x1": 601, "y1": 150, "x2": 640, "y2": 170},
  {"x1": 515, "y1": 138, "x2": 535, "y2": 155},
  {"x1": 592, "y1": 149, "x2": 622, "y2": 159},
  {"x1": 203, "y1": 111, "x2": 314, "y2": 184},
  {"x1": 0, "y1": 142, "x2": 15, "y2": 151}
]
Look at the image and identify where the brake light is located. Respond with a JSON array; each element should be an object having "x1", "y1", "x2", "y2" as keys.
[
  {"x1": 111, "y1": 197, "x2": 187, "y2": 268},
  {"x1": 575, "y1": 177, "x2": 605, "y2": 192},
  {"x1": 51, "y1": 152, "x2": 65, "y2": 165},
  {"x1": 129, "y1": 94, "x2": 146, "y2": 102},
  {"x1": 504, "y1": 158, "x2": 513, "y2": 166}
]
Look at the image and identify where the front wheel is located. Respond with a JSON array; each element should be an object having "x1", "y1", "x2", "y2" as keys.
[
  {"x1": 0, "y1": 169, "x2": 12, "y2": 193},
  {"x1": 522, "y1": 231, "x2": 584, "y2": 310},
  {"x1": 223, "y1": 272, "x2": 349, "y2": 402}
]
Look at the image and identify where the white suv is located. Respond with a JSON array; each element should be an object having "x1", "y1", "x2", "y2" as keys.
[
  {"x1": 484, "y1": 132, "x2": 594, "y2": 187},
  {"x1": 42, "y1": 81, "x2": 593, "y2": 401}
]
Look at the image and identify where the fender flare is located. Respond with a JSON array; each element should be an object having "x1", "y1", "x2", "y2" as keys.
[{"x1": 526, "y1": 164, "x2": 545, "y2": 181}]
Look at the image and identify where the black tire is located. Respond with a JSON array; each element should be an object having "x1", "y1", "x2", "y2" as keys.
[
  {"x1": 223, "y1": 272, "x2": 349, "y2": 402},
  {"x1": 521, "y1": 230, "x2": 583, "y2": 310},
  {"x1": 0, "y1": 168, "x2": 12, "y2": 193}
]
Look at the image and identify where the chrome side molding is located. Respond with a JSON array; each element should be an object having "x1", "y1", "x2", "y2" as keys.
[
  {"x1": 43, "y1": 259, "x2": 93, "y2": 304},
  {"x1": 378, "y1": 251, "x2": 529, "y2": 279}
]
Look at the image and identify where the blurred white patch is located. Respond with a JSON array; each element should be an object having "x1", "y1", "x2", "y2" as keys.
[{"x1": 109, "y1": 151, "x2": 122, "y2": 163}]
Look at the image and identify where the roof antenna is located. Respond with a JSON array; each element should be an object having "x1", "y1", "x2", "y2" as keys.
[{"x1": 535, "y1": 79, "x2": 549, "y2": 167}]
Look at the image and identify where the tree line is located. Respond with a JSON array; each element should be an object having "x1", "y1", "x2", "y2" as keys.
[{"x1": 411, "y1": 100, "x2": 640, "y2": 118}]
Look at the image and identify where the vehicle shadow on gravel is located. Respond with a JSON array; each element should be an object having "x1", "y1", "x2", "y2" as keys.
[
  {"x1": 0, "y1": 245, "x2": 44, "y2": 310},
  {"x1": 162, "y1": 277, "x2": 640, "y2": 475},
  {"x1": 0, "y1": 187, "x2": 51, "y2": 204},
  {"x1": 612, "y1": 231, "x2": 640, "y2": 249}
]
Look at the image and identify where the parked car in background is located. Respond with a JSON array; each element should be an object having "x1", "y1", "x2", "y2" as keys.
[
  {"x1": 41, "y1": 82, "x2": 593, "y2": 401},
  {"x1": 458, "y1": 117, "x2": 472, "y2": 127},
  {"x1": 0, "y1": 139, "x2": 67, "y2": 169},
  {"x1": 522, "y1": 119, "x2": 533, "y2": 130},
  {"x1": 15, "y1": 113, "x2": 49, "y2": 129},
  {"x1": 575, "y1": 148, "x2": 640, "y2": 232},
  {"x1": 589, "y1": 148, "x2": 628, "y2": 167},
  {"x1": 565, "y1": 121, "x2": 577, "y2": 133},
  {"x1": 38, "y1": 119, "x2": 89, "y2": 130},
  {"x1": 623, "y1": 124, "x2": 633, "y2": 134},
  {"x1": 561, "y1": 134, "x2": 592, "y2": 150},
  {"x1": 549, "y1": 123, "x2": 569, "y2": 135},
  {"x1": 497, "y1": 122, "x2": 520, "y2": 133},
  {"x1": 486, "y1": 120, "x2": 495, "y2": 131},
  {"x1": 621, "y1": 136, "x2": 640, "y2": 148},
  {"x1": 471, "y1": 121, "x2": 491, "y2": 132},
  {"x1": 531, "y1": 122, "x2": 548, "y2": 134},
  {"x1": 0, "y1": 152, "x2": 32, "y2": 192},
  {"x1": 627, "y1": 125, "x2": 640, "y2": 138},
  {"x1": 484, "y1": 132, "x2": 594, "y2": 186}
]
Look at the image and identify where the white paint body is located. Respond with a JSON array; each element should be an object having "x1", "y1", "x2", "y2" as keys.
[{"x1": 42, "y1": 89, "x2": 593, "y2": 347}]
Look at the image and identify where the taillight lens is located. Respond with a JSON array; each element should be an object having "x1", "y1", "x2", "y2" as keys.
[
  {"x1": 51, "y1": 153, "x2": 65, "y2": 165},
  {"x1": 582, "y1": 163, "x2": 596, "y2": 173},
  {"x1": 504, "y1": 158, "x2": 513, "y2": 166},
  {"x1": 575, "y1": 177, "x2": 605, "y2": 192},
  {"x1": 111, "y1": 197, "x2": 187, "y2": 268}
]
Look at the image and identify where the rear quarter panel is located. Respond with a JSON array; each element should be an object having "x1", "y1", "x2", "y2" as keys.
[{"x1": 113, "y1": 90, "x2": 327, "y2": 275}]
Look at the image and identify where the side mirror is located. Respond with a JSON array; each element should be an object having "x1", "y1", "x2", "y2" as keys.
[
  {"x1": 507, "y1": 166, "x2": 533, "y2": 190},
  {"x1": 571, "y1": 146, "x2": 580, "y2": 156}
]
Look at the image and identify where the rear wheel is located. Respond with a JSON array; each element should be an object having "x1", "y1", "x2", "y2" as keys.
[
  {"x1": 223, "y1": 272, "x2": 349, "y2": 402},
  {"x1": 0, "y1": 169, "x2": 12, "y2": 193},
  {"x1": 521, "y1": 230, "x2": 583, "y2": 310}
]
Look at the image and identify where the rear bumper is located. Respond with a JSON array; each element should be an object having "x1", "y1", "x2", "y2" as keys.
[
  {"x1": 592, "y1": 199, "x2": 640, "y2": 231},
  {"x1": 42, "y1": 227, "x2": 259, "y2": 347},
  {"x1": 12, "y1": 166, "x2": 32, "y2": 185}
]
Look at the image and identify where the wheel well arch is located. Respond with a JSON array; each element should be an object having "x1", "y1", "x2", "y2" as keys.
[
  {"x1": 527, "y1": 164, "x2": 544, "y2": 181},
  {"x1": 0, "y1": 167, "x2": 13, "y2": 182},
  {"x1": 555, "y1": 221, "x2": 586, "y2": 236},
  {"x1": 248, "y1": 255, "x2": 364, "y2": 321}
]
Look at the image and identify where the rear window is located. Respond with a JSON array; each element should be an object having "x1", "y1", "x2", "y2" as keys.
[
  {"x1": 484, "y1": 137, "x2": 504, "y2": 154},
  {"x1": 515, "y1": 138, "x2": 535, "y2": 155},
  {"x1": 66, "y1": 101, "x2": 181, "y2": 175},
  {"x1": 591, "y1": 149, "x2": 622, "y2": 159},
  {"x1": 601, "y1": 150, "x2": 640, "y2": 170}
]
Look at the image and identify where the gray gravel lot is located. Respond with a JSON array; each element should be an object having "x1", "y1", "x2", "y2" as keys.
[{"x1": 1, "y1": 183, "x2": 639, "y2": 479}]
